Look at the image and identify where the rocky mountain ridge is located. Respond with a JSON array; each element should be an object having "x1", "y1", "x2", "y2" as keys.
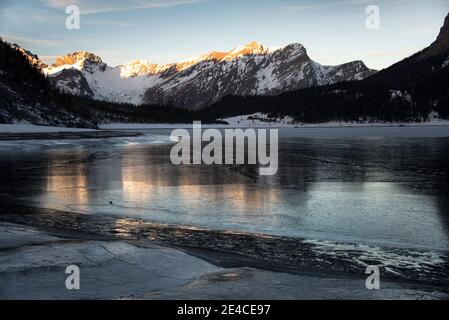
[{"x1": 44, "y1": 41, "x2": 376, "y2": 109}]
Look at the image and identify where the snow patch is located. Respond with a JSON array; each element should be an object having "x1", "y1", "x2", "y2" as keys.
[
  {"x1": 222, "y1": 113, "x2": 295, "y2": 128},
  {"x1": 221, "y1": 113, "x2": 449, "y2": 128},
  {"x1": 256, "y1": 64, "x2": 279, "y2": 92},
  {"x1": 390, "y1": 90, "x2": 412, "y2": 103},
  {"x1": 443, "y1": 56, "x2": 449, "y2": 68},
  {"x1": 43, "y1": 42, "x2": 375, "y2": 107}
]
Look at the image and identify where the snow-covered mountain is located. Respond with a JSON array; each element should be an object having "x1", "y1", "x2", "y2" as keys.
[
  {"x1": 45, "y1": 41, "x2": 376, "y2": 110},
  {"x1": 0, "y1": 40, "x2": 96, "y2": 128},
  {"x1": 9, "y1": 43, "x2": 48, "y2": 70}
]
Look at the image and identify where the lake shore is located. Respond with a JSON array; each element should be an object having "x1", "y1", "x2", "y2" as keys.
[
  {"x1": 0, "y1": 130, "x2": 142, "y2": 141},
  {"x1": 2, "y1": 123, "x2": 449, "y2": 140},
  {"x1": 100, "y1": 119, "x2": 449, "y2": 130},
  {"x1": 1, "y1": 220, "x2": 448, "y2": 300},
  {"x1": 1, "y1": 126, "x2": 449, "y2": 299},
  {"x1": 1, "y1": 198, "x2": 449, "y2": 300}
]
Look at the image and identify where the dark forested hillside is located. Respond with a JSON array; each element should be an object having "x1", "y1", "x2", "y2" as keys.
[
  {"x1": 205, "y1": 13, "x2": 449, "y2": 124},
  {"x1": 205, "y1": 66, "x2": 449, "y2": 123}
]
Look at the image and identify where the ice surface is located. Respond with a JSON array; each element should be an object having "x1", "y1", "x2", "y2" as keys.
[
  {"x1": 2, "y1": 128, "x2": 449, "y2": 298},
  {"x1": 0, "y1": 124, "x2": 95, "y2": 133},
  {"x1": 1, "y1": 222, "x2": 447, "y2": 300}
]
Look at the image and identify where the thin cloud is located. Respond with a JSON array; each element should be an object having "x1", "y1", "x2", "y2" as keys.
[
  {"x1": 397, "y1": 29, "x2": 439, "y2": 37},
  {"x1": 363, "y1": 50, "x2": 415, "y2": 57},
  {"x1": 2, "y1": 35, "x2": 64, "y2": 47},
  {"x1": 31, "y1": 13, "x2": 51, "y2": 22},
  {"x1": 0, "y1": 7, "x2": 63, "y2": 24},
  {"x1": 83, "y1": 19, "x2": 136, "y2": 28},
  {"x1": 281, "y1": 0, "x2": 423, "y2": 12},
  {"x1": 30, "y1": 10, "x2": 65, "y2": 23},
  {"x1": 315, "y1": 50, "x2": 415, "y2": 61},
  {"x1": 42, "y1": 0, "x2": 203, "y2": 15},
  {"x1": 5, "y1": 6, "x2": 135, "y2": 28},
  {"x1": 39, "y1": 55, "x2": 60, "y2": 64},
  {"x1": 281, "y1": 0, "x2": 375, "y2": 12}
]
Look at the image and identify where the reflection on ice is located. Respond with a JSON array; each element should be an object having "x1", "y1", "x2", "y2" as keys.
[
  {"x1": 0, "y1": 133, "x2": 171, "y2": 151},
  {"x1": 1, "y1": 129, "x2": 449, "y2": 251}
]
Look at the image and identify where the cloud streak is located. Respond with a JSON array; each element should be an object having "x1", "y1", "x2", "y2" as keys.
[
  {"x1": 280, "y1": 0, "x2": 375, "y2": 12},
  {"x1": 83, "y1": 18, "x2": 136, "y2": 27},
  {"x1": 2, "y1": 35, "x2": 63, "y2": 47},
  {"x1": 42, "y1": 0, "x2": 202, "y2": 15},
  {"x1": 280, "y1": 0, "x2": 424, "y2": 12}
]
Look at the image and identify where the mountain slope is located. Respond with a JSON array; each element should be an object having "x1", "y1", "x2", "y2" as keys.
[
  {"x1": 364, "y1": 13, "x2": 449, "y2": 89},
  {"x1": 0, "y1": 39, "x2": 211, "y2": 127},
  {"x1": 0, "y1": 38, "x2": 95, "y2": 127},
  {"x1": 205, "y1": 13, "x2": 449, "y2": 123},
  {"x1": 143, "y1": 43, "x2": 375, "y2": 110},
  {"x1": 44, "y1": 42, "x2": 375, "y2": 110},
  {"x1": 45, "y1": 52, "x2": 164, "y2": 105}
]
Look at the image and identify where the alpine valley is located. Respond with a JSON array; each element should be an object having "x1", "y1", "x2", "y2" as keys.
[
  {"x1": 0, "y1": 13, "x2": 448, "y2": 127},
  {"x1": 44, "y1": 41, "x2": 375, "y2": 110}
]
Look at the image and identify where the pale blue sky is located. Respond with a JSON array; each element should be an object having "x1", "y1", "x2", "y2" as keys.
[{"x1": 1, "y1": 0, "x2": 448, "y2": 69}]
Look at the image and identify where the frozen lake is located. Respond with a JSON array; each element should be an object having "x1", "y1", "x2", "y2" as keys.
[{"x1": 1, "y1": 126, "x2": 449, "y2": 250}]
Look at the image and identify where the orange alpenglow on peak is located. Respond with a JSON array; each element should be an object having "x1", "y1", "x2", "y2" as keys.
[
  {"x1": 194, "y1": 41, "x2": 270, "y2": 63},
  {"x1": 225, "y1": 41, "x2": 269, "y2": 59}
]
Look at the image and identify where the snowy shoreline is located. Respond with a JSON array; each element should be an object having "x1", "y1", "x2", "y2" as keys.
[
  {"x1": 98, "y1": 121, "x2": 449, "y2": 138},
  {"x1": 2, "y1": 199, "x2": 449, "y2": 289},
  {"x1": 100, "y1": 118, "x2": 449, "y2": 130},
  {"x1": 1, "y1": 219, "x2": 448, "y2": 299},
  {"x1": 1, "y1": 219, "x2": 449, "y2": 299},
  {"x1": 99, "y1": 122, "x2": 449, "y2": 130},
  {"x1": 216, "y1": 113, "x2": 449, "y2": 129},
  {"x1": 2, "y1": 119, "x2": 449, "y2": 134}
]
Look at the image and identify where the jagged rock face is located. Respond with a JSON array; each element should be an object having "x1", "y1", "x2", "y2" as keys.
[
  {"x1": 51, "y1": 51, "x2": 107, "y2": 74},
  {"x1": 10, "y1": 44, "x2": 48, "y2": 70},
  {"x1": 364, "y1": 12, "x2": 449, "y2": 90},
  {"x1": 0, "y1": 40, "x2": 96, "y2": 127},
  {"x1": 45, "y1": 42, "x2": 376, "y2": 109},
  {"x1": 437, "y1": 13, "x2": 449, "y2": 43},
  {"x1": 435, "y1": 13, "x2": 449, "y2": 54},
  {"x1": 143, "y1": 43, "x2": 375, "y2": 110},
  {"x1": 325, "y1": 61, "x2": 373, "y2": 82},
  {"x1": 48, "y1": 69, "x2": 94, "y2": 97}
]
